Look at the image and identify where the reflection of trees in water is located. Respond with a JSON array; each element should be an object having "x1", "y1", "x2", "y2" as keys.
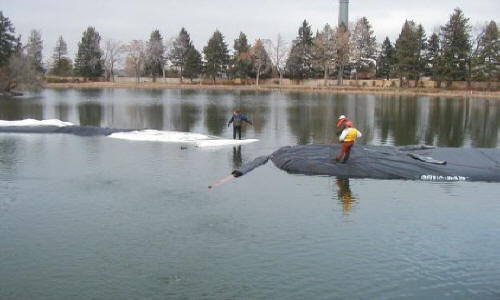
[
  {"x1": 335, "y1": 178, "x2": 357, "y2": 214},
  {"x1": 205, "y1": 102, "x2": 228, "y2": 135},
  {"x1": 125, "y1": 104, "x2": 165, "y2": 130},
  {"x1": 287, "y1": 93, "x2": 351, "y2": 145},
  {"x1": 179, "y1": 89, "x2": 198, "y2": 99},
  {"x1": 287, "y1": 98, "x2": 314, "y2": 144},
  {"x1": 144, "y1": 104, "x2": 164, "y2": 129},
  {"x1": 0, "y1": 138, "x2": 18, "y2": 171},
  {"x1": 232, "y1": 90, "x2": 270, "y2": 135},
  {"x1": 350, "y1": 94, "x2": 375, "y2": 144},
  {"x1": 468, "y1": 100, "x2": 499, "y2": 147},
  {"x1": 0, "y1": 100, "x2": 43, "y2": 121},
  {"x1": 146, "y1": 89, "x2": 164, "y2": 99},
  {"x1": 77, "y1": 88, "x2": 103, "y2": 100},
  {"x1": 0, "y1": 138, "x2": 18, "y2": 214},
  {"x1": 423, "y1": 98, "x2": 498, "y2": 147},
  {"x1": 55, "y1": 103, "x2": 70, "y2": 121},
  {"x1": 378, "y1": 96, "x2": 420, "y2": 145},
  {"x1": 424, "y1": 98, "x2": 467, "y2": 147},
  {"x1": 78, "y1": 102, "x2": 103, "y2": 126},
  {"x1": 206, "y1": 89, "x2": 230, "y2": 99},
  {"x1": 52, "y1": 88, "x2": 70, "y2": 99},
  {"x1": 284, "y1": 93, "x2": 497, "y2": 148},
  {"x1": 170, "y1": 102, "x2": 200, "y2": 132},
  {"x1": 204, "y1": 90, "x2": 231, "y2": 136}
]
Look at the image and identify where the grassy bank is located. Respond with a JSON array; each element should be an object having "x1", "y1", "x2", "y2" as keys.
[{"x1": 43, "y1": 81, "x2": 500, "y2": 99}]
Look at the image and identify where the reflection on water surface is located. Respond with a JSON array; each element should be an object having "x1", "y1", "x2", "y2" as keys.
[
  {"x1": 0, "y1": 88, "x2": 499, "y2": 299},
  {"x1": 1, "y1": 89, "x2": 497, "y2": 147}
]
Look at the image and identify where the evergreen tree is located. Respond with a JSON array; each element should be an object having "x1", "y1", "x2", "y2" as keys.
[
  {"x1": 440, "y1": 8, "x2": 471, "y2": 83},
  {"x1": 351, "y1": 17, "x2": 377, "y2": 78},
  {"x1": 286, "y1": 20, "x2": 314, "y2": 79},
  {"x1": 145, "y1": 29, "x2": 165, "y2": 81},
  {"x1": 182, "y1": 45, "x2": 202, "y2": 81},
  {"x1": 376, "y1": 37, "x2": 395, "y2": 80},
  {"x1": 395, "y1": 20, "x2": 420, "y2": 85},
  {"x1": 426, "y1": 33, "x2": 444, "y2": 84},
  {"x1": 50, "y1": 36, "x2": 72, "y2": 76},
  {"x1": 54, "y1": 35, "x2": 67, "y2": 62},
  {"x1": 0, "y1": 11, "x2": 18, "y2": 67},
  {"x1": 231, "y1": 32, "x2": 252, "y2": 79},
  {"x1": 203, "y1": 30, "x2": 229, "y2": 82},
  {"x1": 169, "y1": 28, "x2": 192, "y2": 80},
  {"x1": 415, "y1": 25, "x2": 427, "y2": 83},
  {"x1": 473, "y1": 21, "x2": 499, "y2": 83},
  {"x1": 26, "y1": 30, "x2": 44, "y2": 73},
  {"x1": 74, "y1": 26, "x2": 103, "y2": 78}
]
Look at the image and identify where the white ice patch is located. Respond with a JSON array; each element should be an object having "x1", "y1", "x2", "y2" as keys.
[
  {"x1": 108, "y1": 129, "x2": 258, "y2": 148},
  {"x1": 108, "y1": 130, "x2": 210, "y2": 143},
  {"x1": 194, "y1": 139, "x2": 259, "y2": 147},
  {"x1": 0, "y1": 119, "x2": 74, "y2": 127},
  {"x1": 0, "y1": 119, "x2": 258, "y2": 147}
]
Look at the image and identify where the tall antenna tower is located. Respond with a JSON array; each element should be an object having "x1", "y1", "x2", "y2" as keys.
[{"x1": 338, "y1": 0, "x2": 349, "y2": 27}]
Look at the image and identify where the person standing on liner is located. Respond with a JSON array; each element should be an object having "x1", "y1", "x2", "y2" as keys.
[
  {"x1": 228, "y1": 110, "x2": 253, "y2": 140},
  {"x1": 336, "y1": 121, "x2": 362, "y2": 163}
]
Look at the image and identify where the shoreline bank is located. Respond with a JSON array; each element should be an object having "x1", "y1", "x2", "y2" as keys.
[{"x1": 43, "y1": 82, "x2": 500, "y2": 99}]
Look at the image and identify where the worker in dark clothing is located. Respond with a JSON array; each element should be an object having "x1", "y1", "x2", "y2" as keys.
[
  {"x1": 336, "y1": 121, "x2": 362, "y2": 163},
  {"x1": 336, "y1": 115, "x2": 349, "y2": 136},
  {"x1": 228, "y1": 110, "x2": 253, "y2": 140}
]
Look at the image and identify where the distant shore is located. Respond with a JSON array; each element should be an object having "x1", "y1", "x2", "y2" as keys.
[{"x1": 43, "y1": 81, "x2": 500, "y2": 100}]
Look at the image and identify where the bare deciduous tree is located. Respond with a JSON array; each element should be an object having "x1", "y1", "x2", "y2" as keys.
[
  {"x1": 103, "y1": 39, "x2": 124, "y2": 81},
  {"x1": 123, "y1": 40, "x2": 145, "y2": 83},
  {"x1": 336, "y1": 24, "x2": 351, "y2": 85},
  {"x1": 263, "y1": 33, "x2": 288, "y2": 86},
  {"x1": 250, "y1": 39, "x2": 271, "y2": 86},
  {"x1": 163, "y1": 37, "x2": 175, "y2": 78},
  {"x1": 313, "y1": 24, "x2": 337, "y2": 86},
  {"x1": 1, "y1": 51, "x2": 42, "y2": 93}
]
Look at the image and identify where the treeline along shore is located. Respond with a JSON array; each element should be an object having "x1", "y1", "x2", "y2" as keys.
[
  {"x1": 44, "y1": 76, "x2": 500, "y2": 99},
  {"x1": 1, "y1": 7, "x2": 498, "y2": 97}
]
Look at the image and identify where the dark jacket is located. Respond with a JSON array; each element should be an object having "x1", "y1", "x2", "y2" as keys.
[{"x1": 228, "y1": 114, "x2": 252, "y2": 127}]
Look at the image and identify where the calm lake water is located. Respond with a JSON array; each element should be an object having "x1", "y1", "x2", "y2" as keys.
[{"x1": 1, "y1": 88, "x2": 499, "y2": 299}]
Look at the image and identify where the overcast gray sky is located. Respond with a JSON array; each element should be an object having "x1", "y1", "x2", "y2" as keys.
[{"x1": 1, "y1": 0, "x2": 498, "y2": 61}]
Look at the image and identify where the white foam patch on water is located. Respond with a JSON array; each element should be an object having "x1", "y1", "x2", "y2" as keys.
[
  {"x1": 0, "y1": 119, "x2": 74, "y2": 127},
  {"x1": 108, "y1": 130, "x2": 258, "y2": 147}
]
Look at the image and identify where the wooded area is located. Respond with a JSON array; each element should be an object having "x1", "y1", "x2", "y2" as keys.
[{"x1": 0, "y1": 8, "x2": 498, "y2": 94}]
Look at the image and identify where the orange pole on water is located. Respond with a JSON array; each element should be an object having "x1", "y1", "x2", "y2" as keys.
[{"x1": 208, "y1": 174, "x2": 235, "y2": 189}]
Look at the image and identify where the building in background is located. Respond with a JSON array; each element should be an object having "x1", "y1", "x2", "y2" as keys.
[{"x1": 339, "y1": 0, "x2": 349, "y2": 27}]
